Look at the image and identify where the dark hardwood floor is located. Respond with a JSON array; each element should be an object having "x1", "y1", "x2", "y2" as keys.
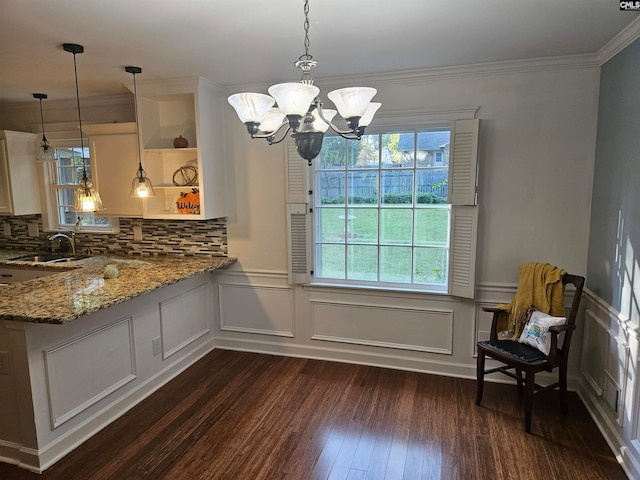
[{"x1": 0, "y1": 350, "x2": 626, "y2": 479}]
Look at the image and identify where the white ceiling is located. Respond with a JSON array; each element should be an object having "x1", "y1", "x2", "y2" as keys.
[{"x1": 0, "y1": 0, "x2": 638, "y2": 106}]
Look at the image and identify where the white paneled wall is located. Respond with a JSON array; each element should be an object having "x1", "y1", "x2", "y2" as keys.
[
  {"x1": 579, "y1": 290, "x2": 640, "y2": 479},
  {"x1": 0, "y1": 273, "x2": 216, "y2": 473}
]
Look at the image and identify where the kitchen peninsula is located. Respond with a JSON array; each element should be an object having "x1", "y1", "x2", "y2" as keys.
[{"x1": 0, "y1": 252, "x2": 236, "y2": 472}]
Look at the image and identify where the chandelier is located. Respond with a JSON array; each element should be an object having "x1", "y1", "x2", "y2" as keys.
[{"x1": 228, "y1": 0, "x2": 381, "y2": 165}]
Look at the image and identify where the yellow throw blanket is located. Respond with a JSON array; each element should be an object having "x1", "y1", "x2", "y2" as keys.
[{"x1": 496, "y1": 262, "x2": 566, "y2": 340}]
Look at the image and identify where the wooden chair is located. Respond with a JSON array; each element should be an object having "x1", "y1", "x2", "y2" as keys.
[{"x1": 475, "y1": 273, "x2": 585, "y2": 433}]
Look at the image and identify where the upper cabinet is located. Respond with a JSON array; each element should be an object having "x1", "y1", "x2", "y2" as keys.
[
  {"x1": 84, "y1": 123, "x2": 143, "y2": 218},
  {"x1": 0, "y1": 130, "x2": 41, "y2": 216},
  {"x1": 128, "y1": 77, "x2": 228, "y2": 220}
]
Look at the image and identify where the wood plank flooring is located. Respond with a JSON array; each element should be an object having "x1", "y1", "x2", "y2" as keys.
[{"x1": 0, "y1": 350, "x2": 626, "y2": 479}]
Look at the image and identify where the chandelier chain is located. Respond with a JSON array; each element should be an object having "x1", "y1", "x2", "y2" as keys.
[{"x1": 302, "y1": 0, "x2": 311, "y2": 61}]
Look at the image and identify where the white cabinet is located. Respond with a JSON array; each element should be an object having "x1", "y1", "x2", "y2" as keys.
[
  {"x1": 83, "y1": 123, "x2": 143, "y2": 218},
  {"x1": 128, "y1": 77, "x2": 228, "y2": 220},
  {"x1": 0, "y1": 130, "x2": 40, "y2": 215}
]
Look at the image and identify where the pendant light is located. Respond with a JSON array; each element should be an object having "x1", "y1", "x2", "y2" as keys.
[
  {"x1": 32, "y1": 93, "x2": 56, "y2": 162},
  {"x1": 126, "y1": 66, "x2": 156, "y2": 198},
  {"x1": 63, "y1": 43, "x2": 104, "y2": 212},
  {"x1": 228, "y1": 0, "x2": 381, "y2": 165}
]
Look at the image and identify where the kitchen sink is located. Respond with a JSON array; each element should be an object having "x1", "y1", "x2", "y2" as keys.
[{"x1": 8, "y1": 253, "x2": 91, "y2": 264}]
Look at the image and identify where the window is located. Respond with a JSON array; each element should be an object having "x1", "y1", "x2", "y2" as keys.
[
  {"x1": 40, "y1": 141, "x2": 118, "y2": 233},
  {"x1": 286, "y1": 118, "x2": 479, "y2": 298},
  {"x1": 313, "y1": 129, "x2": 451, "y2": 292}
]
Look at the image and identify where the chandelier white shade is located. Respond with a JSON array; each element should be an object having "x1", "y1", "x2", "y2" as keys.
[
  {"x1": 267, "y1": 83, "x2": 319, "y2": 117},
  {"x1": 227, "y1": 0, "x2": 380, "y2": 164},
  {"x1": 359, "y1": 102, "x2": 382, "y2": 128},
  {"x1": 259, "y1": 108, "x2": 287, "y2": 133},
  {"x1": 326, "y1": 87, "x2": 377, "y2": 121},
  {"x1": 227, "y1": 93, "x2": 275, "y2": 124}
]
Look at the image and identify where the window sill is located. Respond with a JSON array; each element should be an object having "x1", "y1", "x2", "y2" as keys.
[{"x1": 304, "y1": 281, "x2": 459, "y2": 301}]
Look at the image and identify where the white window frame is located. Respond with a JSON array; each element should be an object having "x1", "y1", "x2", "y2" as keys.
[
  {"x1": 37, "y1": 125, "x2": 119, "y2": 234},
  {"x1": 286, "y1": 117, "x2": 479, "y2": 299}
]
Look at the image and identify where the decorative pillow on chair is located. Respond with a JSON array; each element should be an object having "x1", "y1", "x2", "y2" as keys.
[{"x1": 518, "y1": 309, "x2": 566, "y2": 355}]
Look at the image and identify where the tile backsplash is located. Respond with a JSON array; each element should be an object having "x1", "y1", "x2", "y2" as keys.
[{"x1": 0, "y1": 215, "x2": 227, "y2": 257}]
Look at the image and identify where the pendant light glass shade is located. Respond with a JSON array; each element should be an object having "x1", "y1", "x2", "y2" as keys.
[
  {"x1": 126, "y1": 65, "x2": 156, "y2": 198},
  {"x1": 33, "y1": 93, "x2": 56, "y2": 162},
  {"x1": 327, "y1": 87, "x2": 377, "y2": 120},
  {"x1": 64, "y1": 43, "x2": 104, "y2": 212},
  {"x1": 74, "y1": 173, "x2": 103, "y2": 212},
  {"x1": 267, "y1": 83, "x2": 319, "y2": 116},
  {"x1": 228, "y1": 93, "x2": 275, "y2": 124},
  {"x1": 130, "y1": 167, "x2": 156, "y2": 197}
]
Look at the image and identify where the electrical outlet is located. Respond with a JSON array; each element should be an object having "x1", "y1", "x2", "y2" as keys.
[
  {"x1": 133, "y1": 226, "x2": 143, "y2": 241},
  {"x1": 2, "y1": 223, "x2": 10, "y2": 237},
  {"x1": 0, "y1": 351, "x2": 10, "y2": 376},
  {"x1": 28, "y1": 222, "x2": 39, "y2": 237},
  {"x1": 152, "y1": 337, "x2": 162, "y2": 356}
]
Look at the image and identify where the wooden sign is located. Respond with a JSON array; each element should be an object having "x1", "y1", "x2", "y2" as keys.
[{"x1": 176, "y1": 189, "x2": 200, "y2": 215}]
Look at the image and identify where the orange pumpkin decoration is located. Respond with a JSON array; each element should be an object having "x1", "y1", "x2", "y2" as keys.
[{"x1": 176, "y1": 189, "x2": 200, "y2": 214}]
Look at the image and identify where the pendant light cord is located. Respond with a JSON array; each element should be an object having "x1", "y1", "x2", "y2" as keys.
[
  {"x1": 37, "y1": 98, "x2": 47, "y2": 142},
  {"x1": 71, "y1": 51, "x2": 87, "y2": 179},
  {"x1": 132, "y1": 72, "x2": 143, "y2": 172}
]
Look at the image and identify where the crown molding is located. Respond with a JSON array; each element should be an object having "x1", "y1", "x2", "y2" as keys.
[
  {"x1": 227, "y1": 53, "x2": 601, "y2": 94},
  {"x1": 597, "y1": 16, "x2": 640, "y2": 65}
]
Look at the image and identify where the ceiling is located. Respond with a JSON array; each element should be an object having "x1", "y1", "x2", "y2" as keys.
[{"x1": 0, "y1": 0, "x2": 638, "y2": 106}]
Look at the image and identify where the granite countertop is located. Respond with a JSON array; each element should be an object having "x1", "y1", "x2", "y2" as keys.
[{"x1": 0, "y1": 251, "x2": 236, "y2": 324}]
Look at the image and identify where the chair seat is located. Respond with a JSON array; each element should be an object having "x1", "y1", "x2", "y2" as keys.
[{"x1": 478, "y1": 340, "x2": 548, "y2": 365}]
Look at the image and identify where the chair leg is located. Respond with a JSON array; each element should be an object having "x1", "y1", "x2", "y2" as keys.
[
  {"x1": 560, "y1": 363, "x2": 569, "y2": 414},
  {"x1": 516, "y1": 368, "x2": 524, "y2": 394},
  {"x1": 476, "y1": 349, "x2": 485, "y2": 406},
  {"x1": 524, "y1": 372, "x2": 535, "y2": 433}
]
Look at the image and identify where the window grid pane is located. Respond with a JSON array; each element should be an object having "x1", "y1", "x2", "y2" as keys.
[
  {"x1": 52, "y1": 146, "x2": 113, "y2": 231},
  {"x1": 315, "y1": 129, "x2": 451, "y2": 289}
]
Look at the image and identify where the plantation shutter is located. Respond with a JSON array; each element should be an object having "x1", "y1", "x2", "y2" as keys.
[
  {"x1": 448, "y1": 118, "x2": 479, "y2": 206},
  {"x1": 286, "y1": 140, "x2": 311, "y2": 284},
  {"x1": 450, "y1": 206, "x2": 478, "y2": 298},
  {"x1": 448, "y1": 119, "x2": 479, "y2": 298}
]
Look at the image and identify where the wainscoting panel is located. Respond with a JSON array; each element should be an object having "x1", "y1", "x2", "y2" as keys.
[
  {"x1": 218, "y1": 283, "x2": 294, "y2": 337},
  {"x1": 310, "y1": 300, "x2": 453, "y2": 354},
  {"x1": 578, "y1": 290, "x2": 640, "y2": 479},
  {"x1": 582, "y1": 309, "x2": 609, "y2": 396},
  {"x1": 160, "y1": 282, "x2": 211, "y2": 359},
  {"x1": 44, "y1": 317, "x2": 136, "y2": 428}
]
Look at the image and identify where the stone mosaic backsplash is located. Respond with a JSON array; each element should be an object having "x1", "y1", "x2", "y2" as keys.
[{"x1": 0, "y1": 215, "x2": 227, "y2": 257}]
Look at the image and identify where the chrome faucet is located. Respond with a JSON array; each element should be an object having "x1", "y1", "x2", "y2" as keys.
[{"x1": 47, "y1": 232, "x2": 76, "y2": 255}]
